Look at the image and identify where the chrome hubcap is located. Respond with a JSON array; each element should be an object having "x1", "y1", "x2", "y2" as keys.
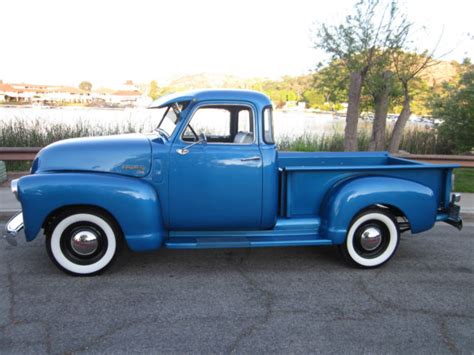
[
  {"x1": 70, "y1": 230, "x2": 99, "y2": 256},
  {"x1": 360, "y1": 227, "x2": 382, "y2": 251}
]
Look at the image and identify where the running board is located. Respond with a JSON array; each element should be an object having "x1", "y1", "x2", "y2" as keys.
[{"x1": 164, "y1": 236, "x2": 333, "y2": 249}]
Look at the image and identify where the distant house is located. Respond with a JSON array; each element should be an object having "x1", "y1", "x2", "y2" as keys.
[
  {"x1": 92, "y1": 87, "x2": 115, "y2": 104},
  {"x1": 0, "y1": 83, "x2": 92, "y2": 104},
  {"x1": 111, "y1": 89, "x2": 142, "y2": 105},
  {"x1": 0, "y1": 84, "x2": 16, "y2": 102},
  {"x1": 0, "y1": 83, "x2": 37, "y2": 102},
  {"x1": 109, "y1": 81, "x2": 152, "y2": 107},
  {"x1": 44, "y1": 86, "x2": 92, "y2": 104},
  {"x1": 0, "y1": 80, "x2": 151, "y2": 107},
  {"x1": 9, "y1": 83, "x2": 53, "y2": 103}
]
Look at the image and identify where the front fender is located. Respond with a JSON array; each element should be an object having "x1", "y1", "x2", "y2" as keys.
[
  {"x1": 319, "y1": 176, "x2": 437, "y2": 244},
  {"x1": 17, "y1": 173, "x2": 166, "y2": 251}
]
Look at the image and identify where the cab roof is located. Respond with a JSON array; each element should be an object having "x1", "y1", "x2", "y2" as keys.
[{"x1": 149, "y1": 89, "x2": 272, "y2": 109}]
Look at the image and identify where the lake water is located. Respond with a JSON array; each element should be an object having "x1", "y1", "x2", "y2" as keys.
[{"x1": 0, "y1": 106, "x2": 426, "y2": 139}]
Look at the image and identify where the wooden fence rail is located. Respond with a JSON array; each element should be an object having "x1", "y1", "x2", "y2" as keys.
[
  {"x1": 395, "y1": 154, "x2": 474, "y2": 167},
  {"x1": 0, "y1": 147, "x2": 473, "y2": 167},
  {"x1": 0, "y1": 147, "x2": 41, "y2": 161}
]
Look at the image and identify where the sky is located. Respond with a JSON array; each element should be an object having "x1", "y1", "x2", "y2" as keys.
[{"x1": 0, "y1": 0, "x2": 472, "y2": 87}]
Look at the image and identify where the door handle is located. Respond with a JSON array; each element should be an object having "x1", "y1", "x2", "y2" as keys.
[{"x1": 241, "y1": 156, "x2": 261, "y2": 161}]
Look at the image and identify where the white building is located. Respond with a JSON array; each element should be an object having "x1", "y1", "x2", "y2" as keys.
[{"x1": 0, "y1": 81, "x2": 151, "y2": 107}]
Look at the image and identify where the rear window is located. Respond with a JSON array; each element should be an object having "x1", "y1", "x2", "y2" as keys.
[{"x1": 263, "y1": 106, "x2": 275, "y2": 144}]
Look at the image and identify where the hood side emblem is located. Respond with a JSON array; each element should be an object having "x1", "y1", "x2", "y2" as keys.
[{"x1": 122, "y1": 165, "x2": 146, "y2": 173}]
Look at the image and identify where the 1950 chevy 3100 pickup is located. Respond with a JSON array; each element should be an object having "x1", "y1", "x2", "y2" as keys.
[{"x1": 4, "y1": 89, "x2": 463, "y2": 275}]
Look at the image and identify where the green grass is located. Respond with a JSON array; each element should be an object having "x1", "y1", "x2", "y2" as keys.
[
  {"x1": 1, "y1": 118, "x2": 449, "y2": 154},
  {"x1": 454, "y1": 168, "x2": 474, "y2": 193},
  {"x1": 0, "y1": 118, "x2": 143, "y2": 171},
  {"x1": 0, "y1": 119, "x2": 141, "y2": 147},
  {"x1": 277, "y1": 129, "x2": 450, "y2": 154}
]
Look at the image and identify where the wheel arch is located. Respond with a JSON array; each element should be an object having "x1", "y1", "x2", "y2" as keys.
[
  {"x1": 18, "y1": 172, "x2": 167, "y2": 251},
  {"x1": 319, "y1": 175, "x2": 438, "y2": 244},
  {"x1": 354, "y1": 204, "x2": 410, "y2": 232},
  {"x1": 43, "y1": 204, "x2": 123, "y2": 239}
]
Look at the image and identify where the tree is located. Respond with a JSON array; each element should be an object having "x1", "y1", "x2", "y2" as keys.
[
  {"x1": 388, "y1": 51, "x2": 436, "y2": 152},
  {"x1": 148, "y1": 80, "x2": 160, "y2": 100},
  {"x1": 302, "y1": 89, "x2": 326, "y2": 109},
  {"x1": 313, "y1": 61, "x2": 348, "y2": 108},
  {"x1": 433, "y1": 62, "x2": 474, "y2": 153},
  {"x1": 253, "y1": 76, "x2": 311, "y2": 108},
  {"x1": 79, "y1": 81, "x2": 92, "y2": 91},
  {"x1": 315, "y1": 0, "x2": 410, "y2": 151},
  {"x1": 368, "y1": 69, "x2": 393, "y2": 150}
]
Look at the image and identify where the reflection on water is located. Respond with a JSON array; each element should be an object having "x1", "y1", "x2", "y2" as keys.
[
  {"x1": 0, "y1": 106, "x2": 425, "y2": 138},
  {"x1": 274, "y1": 111, "x2": 345, "y2": 138}
]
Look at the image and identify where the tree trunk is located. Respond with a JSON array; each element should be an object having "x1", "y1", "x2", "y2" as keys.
[
  {"x1": 388, "y1": 86, "x2": 411, "y2": 153},
  {"x1": 344, "y1": 71, "x2": 363, "y2": 151},
  {"x1": 369, "y1": 71, "x2": 392, "y2": 151}
]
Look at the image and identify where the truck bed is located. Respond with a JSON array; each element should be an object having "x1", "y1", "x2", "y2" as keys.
[{"x1": 278, "y1": 151, "x2": 456, "y2": 218}]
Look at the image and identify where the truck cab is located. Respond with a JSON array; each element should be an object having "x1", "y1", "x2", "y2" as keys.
[
  {"x1": 149, "y1": 90, "x2": 278, "y2": 230},
  {"x1": 5, "y1": 89, "x2": 463, "y2": 276}
]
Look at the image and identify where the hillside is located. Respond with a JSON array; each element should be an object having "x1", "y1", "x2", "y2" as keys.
[
  {"x1": 421, "y1": 60, "x2": 460, "y2": 86},
  {"x1": 161, "y1": 59, "x2": 460, "y2": 91},
  {"x1": 165, "y1": 73, "x2": 261, "y2": 90}
]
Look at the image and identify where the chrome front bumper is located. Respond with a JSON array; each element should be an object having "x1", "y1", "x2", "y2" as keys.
[{"x1": 3, "y1": 212, "x2": 23, "y2": 246}]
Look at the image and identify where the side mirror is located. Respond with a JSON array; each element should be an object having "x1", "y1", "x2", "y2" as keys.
[{"x1": 176, "y1": 132, "x2": 207, "y2": 155}]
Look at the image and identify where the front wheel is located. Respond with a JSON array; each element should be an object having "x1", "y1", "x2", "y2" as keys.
[
  {"x1": 340, "y1": 209, "x2": 400, "y2": 268},
  {"x1": 46, "y1": 210, "x2": 121, "y2": 276}
]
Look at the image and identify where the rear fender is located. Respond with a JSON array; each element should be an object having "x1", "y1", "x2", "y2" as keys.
[
  {"x1": 17, "y1": 173, "x2": 166, "y2": 251},
  {"x1": 319, "y1": 176, "x2": 437, "y2": 244}
]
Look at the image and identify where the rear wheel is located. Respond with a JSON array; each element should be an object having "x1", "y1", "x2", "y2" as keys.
[
  {"x1": 340, "y1": 209, "x2": 400, "y2": 268},
  {"x1": 46, "y1": 209, "x2": 121, "y2": 276}
]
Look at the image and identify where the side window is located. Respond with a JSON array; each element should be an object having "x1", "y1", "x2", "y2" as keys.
[
  {"x1": 183, "y1": 108, "x2": 231, "y2": 143},
  {"x1": 237, "y1": 109, "x2": 251, "y2": 132},
  {"x1": 263, "y1": 106, "x2": 275, "y2": 144},
  {"x1": 183, "y1": 105, "x2": 255, "y2": 144}
]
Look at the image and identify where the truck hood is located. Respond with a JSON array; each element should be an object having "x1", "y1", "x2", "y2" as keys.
[{"x1": 33, "y1": 134, "x2": 152, "y2": 177}]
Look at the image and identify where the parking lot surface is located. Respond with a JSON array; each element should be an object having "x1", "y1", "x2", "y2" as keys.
[{"x1": 0, "y1": 222, "x2": 473, "y2": 354}]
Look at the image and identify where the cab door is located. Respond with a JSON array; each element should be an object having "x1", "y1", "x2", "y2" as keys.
[{"x1": 168, "y1": 103, "x2": 262, "y2": 230}]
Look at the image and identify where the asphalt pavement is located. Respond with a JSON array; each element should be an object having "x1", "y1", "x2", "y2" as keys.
[{"x1": 0, "y1": 222, "x2": 473, "y2": 354}]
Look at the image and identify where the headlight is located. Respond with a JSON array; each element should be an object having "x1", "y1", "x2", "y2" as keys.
[{"x1": 11, "y1": 179, "x2": 19, "y2": 200}]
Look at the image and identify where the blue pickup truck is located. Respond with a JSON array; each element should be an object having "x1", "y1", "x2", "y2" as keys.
[{"x1": 4, "y1": 89, "x2": 462, "y2": 275}]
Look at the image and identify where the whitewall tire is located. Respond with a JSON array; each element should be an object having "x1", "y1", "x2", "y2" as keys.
[
  {"x1": 340, "y1": 209, "x2": 400, "y2": 268},
  {"x1": 46, "y1": 210, "x2": 121, "y2": 276}
]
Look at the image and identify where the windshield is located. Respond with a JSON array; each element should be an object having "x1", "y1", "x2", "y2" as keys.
[
  {"x1": 153, "y1": 101, "x2": 189, "y2": 138},
  {"x1": 154, "y1": 105, "x2": 180, "y2": 137}
]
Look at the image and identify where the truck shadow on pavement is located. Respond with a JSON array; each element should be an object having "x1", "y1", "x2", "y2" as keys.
[{"x1": 113, "y1": 244, "x2": 344, "y2": 275}]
